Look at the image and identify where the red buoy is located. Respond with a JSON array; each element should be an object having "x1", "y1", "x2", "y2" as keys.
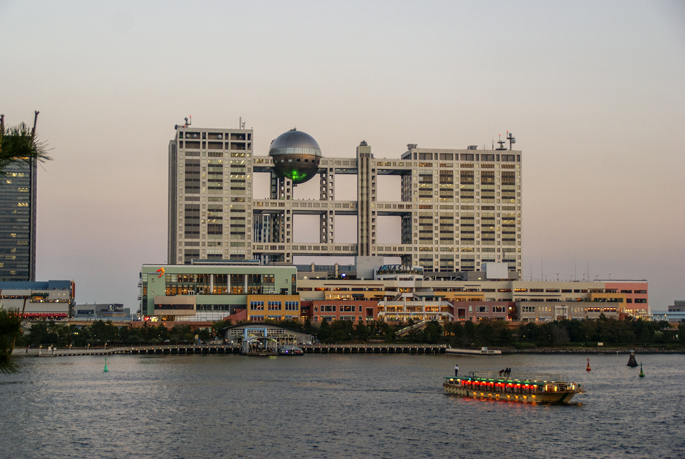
[{"x1": 586, "y1": 357, "x2": 591, "y2": 372}]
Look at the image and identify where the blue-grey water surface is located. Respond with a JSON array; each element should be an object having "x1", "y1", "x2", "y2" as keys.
[{"x1": 1, "y1": 353, "x2": 684, "y2": 458}]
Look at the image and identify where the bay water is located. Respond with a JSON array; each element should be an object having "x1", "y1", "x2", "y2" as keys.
[{"x1": 2, "y1": 353, "x2": 683, "y2": 458}]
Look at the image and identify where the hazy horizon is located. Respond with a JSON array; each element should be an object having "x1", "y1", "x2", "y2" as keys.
[{"x1": 1, "y1": 0, "x2": 683, "y2": 312}]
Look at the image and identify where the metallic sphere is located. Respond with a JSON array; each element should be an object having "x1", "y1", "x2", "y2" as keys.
[{"x1": 269, "y1": 129, "x2": 322, "y2": 184}]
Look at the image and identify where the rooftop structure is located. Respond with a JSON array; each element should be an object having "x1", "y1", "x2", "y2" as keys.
[{"x1": 268, "y1": 129, "x2": 322, "y2": 184}]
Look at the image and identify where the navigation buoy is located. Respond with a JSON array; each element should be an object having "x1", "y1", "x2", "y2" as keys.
[
  {"x1": 627, "y1": 350, "x2": 638, "y2": 367},
  {"x1": 586, "y1": 357, "x2": 591, "y2": 372},
  {"x1": 103, "y1": 357, "x2": 109, "y2": 373},
  {"x1": 639, "y1": 363, "x2": 645, "y2": 378}
]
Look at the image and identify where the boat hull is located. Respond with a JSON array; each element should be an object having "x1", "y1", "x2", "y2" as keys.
[{"x1": 443, "y1": 379, "x2": 581, "y2": 404}]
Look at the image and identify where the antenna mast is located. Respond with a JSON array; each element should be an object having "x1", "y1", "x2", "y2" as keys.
[{"x1": 506, "y1": 131, "x2": 516, "y2": 150}]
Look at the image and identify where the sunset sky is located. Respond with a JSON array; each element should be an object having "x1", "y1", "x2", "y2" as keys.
[{"x1": 1, "y1": 1, "x2": 683, "y2": 311}]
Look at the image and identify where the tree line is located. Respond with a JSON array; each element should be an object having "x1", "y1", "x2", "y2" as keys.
[
  {"x1": 15, "y1": 320, "x2": 230, "y2": 348},
  {"x1": 314, "y1": 316, "x2": 685, "y2": 348},
  {"x1": 4, "y1": 315, "x2": 684, "y2": 354}
]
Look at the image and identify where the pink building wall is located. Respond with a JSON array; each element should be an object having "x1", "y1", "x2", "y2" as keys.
[
  {"x1": 311, "y1": 299, "x2": 380, "y2": 325},
  {"x1": 605, "y1": 282, "x2": 649, "y2": 316}
]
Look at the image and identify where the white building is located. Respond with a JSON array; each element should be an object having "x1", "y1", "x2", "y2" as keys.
[
  {"x1": 168, "y1": 123, "x2": 254, "y2": 264},
  {"x1": 168, "y1": 123, "x2": 522, "y2": 274}
]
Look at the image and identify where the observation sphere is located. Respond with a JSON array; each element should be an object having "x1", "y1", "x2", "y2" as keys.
[{"x1": 268, "y1": 128, "x2": 322, "y2": 184}]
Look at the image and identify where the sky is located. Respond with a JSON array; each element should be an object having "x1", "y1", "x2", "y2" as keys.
[{"x1": 1, "y1": 0, "x2": 683, "y2": 313}]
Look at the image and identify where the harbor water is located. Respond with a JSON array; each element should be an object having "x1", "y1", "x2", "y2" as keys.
[{"x1": 1, "y1": 353, "x2": 684, "y2": 458}]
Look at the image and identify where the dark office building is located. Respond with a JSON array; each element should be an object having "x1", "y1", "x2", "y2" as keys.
[{"x1": 0, "y1": 159, "x2": 37, "y2": 281}]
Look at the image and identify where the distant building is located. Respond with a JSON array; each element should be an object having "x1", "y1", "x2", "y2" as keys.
[
  {"x1": 600, "y1": 281, "x2": 649, "y2": 317},
  {"x1": 0, "y1": 160, "x2": 37, "y2": 281},
  {"x1": 0, "y1": 280, "x2": 75, "y2": 319},
  {"x1": 377, "y1": 294, "x2": 454, "y2": 323},
  {"x1": 652, "y1": 300, "x2": 685, "y2": 323},
  {"x1": 167, "y1": 123, "x2": 522, "y2": 273},
  {"x1": 167, "y1": 124, "x2": 254, "y2": 265},
  {"x1": 161, "y1": 122, "x2": 650, "y2": 325},
  {"x1": 516, "y1": 301, "x2": 619, "y2": 322},
  {"x1": 452, "y1": 301, "x2": 513, "y2": 322},
  {"x1": 74, "y1": 303, "x2": 131, "y2": 320},
  {"x1": 139, "y1": 263, "x2": 298, "y2": 322},
  {"x1": 297, "y1": 262, "x2": 650, "y2": 319},
  {"x1": 310, "y1": 299, "x2": 380, "y2": 324},
  {"x1": 668, "y1": 300, "x2": 685, "y2": 312}
]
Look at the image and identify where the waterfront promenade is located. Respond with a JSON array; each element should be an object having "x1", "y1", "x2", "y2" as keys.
[
  {"x1": 13, "y1": 344, "x2": 682, "y2": 358},
  {"x1": 14, "y1": 343, "x2": 449, "y2": 357}
]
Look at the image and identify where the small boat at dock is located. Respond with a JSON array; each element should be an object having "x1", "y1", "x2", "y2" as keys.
[
  {"x1": 445, "y1": 347, "x2": 501, "y2": 356},
  {"x1": 444, "y1": 371, "x2": 584, "y2": 404},
  {"x1": 278, "y1": 345, "x2": 304, "y2": 356}
]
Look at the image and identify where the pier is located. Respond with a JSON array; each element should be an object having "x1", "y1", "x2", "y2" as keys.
[
  {"x1": 302, "y1": 344, "x2": 446, "y2": 354},
  {"x1": 17, "y1": 343, "x2": 447, "y2": 357}
]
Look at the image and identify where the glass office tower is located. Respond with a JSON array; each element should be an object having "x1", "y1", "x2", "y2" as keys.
[{"x1": 0, "y1": 159, "x2": 36, "y2": 281}]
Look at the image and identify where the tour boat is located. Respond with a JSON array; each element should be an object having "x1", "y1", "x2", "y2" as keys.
[{"x1": 444, "y1": 371, "x2": 584, "y2": 404}]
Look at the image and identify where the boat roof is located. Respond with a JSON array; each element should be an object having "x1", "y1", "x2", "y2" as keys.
[{"x1": 458, "y1": 371, "x2": 569, "y2": 383}]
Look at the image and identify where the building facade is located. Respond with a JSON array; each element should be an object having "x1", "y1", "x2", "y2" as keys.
[
  {"x1": 168, "y1": 124, "x2": 522, "y2": 274},
  {"x1": 0, "y1": 280, "x2": 75, "y2": 318},
  {"x1": 168, "y1": 125, "x2": 254, "y2": 264},
  {"x1": 296, "y1": 273, "x2": 650, "y2": 319},
  {"x1": 310, "y1": 299, "x2": 380, "y2": 324},
  {"x1": 0, "y1": 160, "x2": 37, "y2": 281},
  {"x1": 668, "y1": 300, "x2": 685, "y2": 312},
  {"x1": 139, "y1": 263, "x2": 298, "y2": 321},
  {"x1": 224, "y1": 323, "x2": 313, "y2": 346},
  {"x1": 74, "y1": 303, "x2": 131, "y2": 320},
  {"x1": 163, "y1": 123, "x2": 653, "y2": 325}
]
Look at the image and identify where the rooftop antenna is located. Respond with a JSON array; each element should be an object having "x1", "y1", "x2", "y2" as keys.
[
  {"x1": 507, "y1": 131, "x2": 516, "y2": 150},
  {"x1": 174, "y1": 116, "x2": 191, "y2": 130},
  {"x1": 239, "y1": 117, "x2": 246, "y2": 129},
  {"x1": 496, "y1": 134, "x2": 507, "y2": 150}
]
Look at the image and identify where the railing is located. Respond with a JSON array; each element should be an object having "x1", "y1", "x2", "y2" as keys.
[{"x1": 467, "y1": 371, "x2": 567, "y2": 383}]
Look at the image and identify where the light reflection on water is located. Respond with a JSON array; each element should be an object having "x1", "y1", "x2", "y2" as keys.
[{"x1": 1, "y1": 353, "x2": 684, "y2": 458}]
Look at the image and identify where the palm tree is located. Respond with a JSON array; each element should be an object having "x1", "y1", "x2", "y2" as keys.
[{"x1": 0, "y1": 111, "x2": 51, "y2": 175}]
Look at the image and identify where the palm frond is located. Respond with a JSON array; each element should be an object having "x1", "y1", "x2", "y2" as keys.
[{"x1": 0, "y1": 118, "x2": 52, "y2": 176}]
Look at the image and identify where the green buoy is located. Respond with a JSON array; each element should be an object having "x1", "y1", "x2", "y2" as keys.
[
  {"x1": 639, "y1": 362, "x2": 644, "y2": 378},
  {"x1": 103, "y1": 356, "x2": 109, "y2": 373}
]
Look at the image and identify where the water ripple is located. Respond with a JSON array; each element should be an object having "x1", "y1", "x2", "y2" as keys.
[{"x1": 1, "y1": 354, "x2": 684, "y2": 458}]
